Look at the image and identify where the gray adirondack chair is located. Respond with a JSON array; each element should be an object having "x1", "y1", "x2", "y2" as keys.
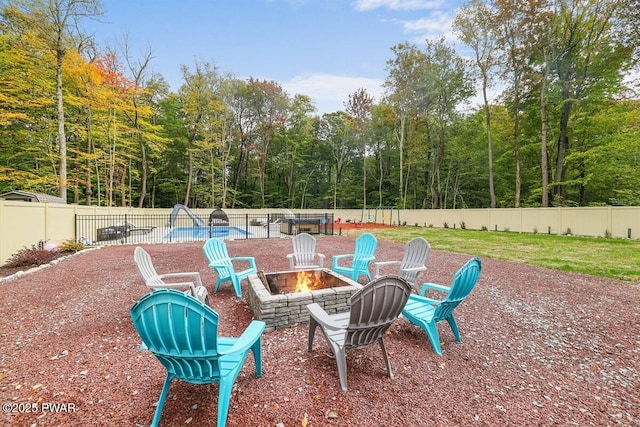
[
  {"x1": 306, "y1": 275, "x2": 412, "y2": 390},
  {"x1": 373, "y1": 237, "x2": 431, "y2": 292},
  {"x1": 134, "y1": 246, "x2": 209, "y2": 304},
  {"x1": 286, "y1": 233, "x2": 325, "y2": 270}
]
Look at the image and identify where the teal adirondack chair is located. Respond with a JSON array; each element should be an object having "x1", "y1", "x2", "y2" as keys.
[
  {"x1": 202, "y1": 238, "x2": 258, "y2": 297},
  {"x1": 331, "y1": 232, "x2": 378, "y2": 282},
  {"x1": 402, "y1": 257, "x2": 482, "y2": 355},
  {"x1": 130, "y1": 289, "x2": 265, "y2": 427}
]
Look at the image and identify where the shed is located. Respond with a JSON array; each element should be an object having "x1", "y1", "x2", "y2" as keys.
[{"x1": 0, "y1": 191, "x2": 66, "y2": 204}]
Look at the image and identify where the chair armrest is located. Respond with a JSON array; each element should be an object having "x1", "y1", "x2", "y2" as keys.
[
  {"x1": 360, "y1": 255, "x2": 375, "y2": 263},
  {"x1": 149, "y1": 281, "x2": 197, "y2": 295},
  {"x1": 286, "y1": 253, "x2": 295, "y2": 270},
  {"x1": 408, "y1": 293, "x2": 441, "y2": 305},
  {"x1": 402, "y1": 266, "x2": 427, "y2": 273},
  {"x1": 231, "y1": 256, "x2": 257, "y2": 268},
  {"x1": 332, "y1": 254, "x2": 354, "y2": 267},
  {"x1": 374, "y1": 260, "x2": 401, "y2": 267},
  {"x1": 317, "y1": 253, "x2": 326, "y2": 268},
  {"x1": 373, "y1": 260, "x2": 401, "y2": 277},
  {"x1": 158, "y1": 272, "x2": 203, "y2": 287},
  {"x1": 419, "y1": 282, "x2": 451, "y2": 297},
  {"x1": 218, "y1": 320, "x2": 266, "y2": 356},
  {"x1": 306, "y1": 303, "x2": 344, "y2": 331}
]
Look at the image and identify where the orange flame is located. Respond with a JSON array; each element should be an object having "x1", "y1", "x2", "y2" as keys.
[{"x1": 295, "y1": 270, "x2": 323, "y2": 292}]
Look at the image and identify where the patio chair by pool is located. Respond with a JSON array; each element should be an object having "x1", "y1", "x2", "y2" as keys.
[
  {"x1": 373, "y1": 237, "x2": 431, "y2": 292},
  {"x1": 331, "y1": 232, "x2": 377, "y2": 282},
  {"x1": 202, "y1": 238, "x2": 258, "y2": 298},
  {"x1": 134, "y1": 246, "x2": 209, "y2": 304},
  {"x1": 126, "y1": 221, "x2": 156, "y2": 234},
  {"x1": 209, "y1": 208, "x2": 230, "y2": 226},
  {"x1": 130, "y1": 289, "x2": 265, "y2": 427},
  {"x1": 402, "y1": 257, "x2": 482, "y2": 355},
  {"x1": 287, "y1": 232, "x2": 325, "y2": 270},
  {"x1": 306, "y1": 275, "x2": 412, "y2": 390}
]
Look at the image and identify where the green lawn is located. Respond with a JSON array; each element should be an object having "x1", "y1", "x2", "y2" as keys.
[{"x1": 342, "y1": 227, "x2": 640, "y2": 282}]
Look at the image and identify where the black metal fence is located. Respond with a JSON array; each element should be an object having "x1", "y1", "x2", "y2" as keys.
[{"x1": 75, "y1": 212, "x2": 334, "y2": 245}]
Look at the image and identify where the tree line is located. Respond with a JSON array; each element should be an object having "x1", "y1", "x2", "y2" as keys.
[{"x1": 0, "y1": 0, "x2": 638, "y2": 210}]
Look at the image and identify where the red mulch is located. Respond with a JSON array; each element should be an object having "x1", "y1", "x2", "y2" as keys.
[{"x1": 1, "y1": 236, "x2": 639, "y2": 427}]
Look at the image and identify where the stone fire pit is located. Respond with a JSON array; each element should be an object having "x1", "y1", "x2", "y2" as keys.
[{"x1": 246, "y1": 269, "x2": 363, "y2": 331}]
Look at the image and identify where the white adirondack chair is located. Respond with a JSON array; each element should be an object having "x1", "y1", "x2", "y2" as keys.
[
  {"x1": 287, "y1": 233, "x2": 325, "y2": 270},
  {"x1": 134, "y1": 246, "x2": 209, "y2": 304},
  {"x1": 373, "y1": 237, "x2": 431, "y2": 292}
]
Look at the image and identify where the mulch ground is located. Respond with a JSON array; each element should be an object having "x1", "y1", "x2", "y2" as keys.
[{"x1": 1, "y1": 234, "x2": 639, "y2": 427}]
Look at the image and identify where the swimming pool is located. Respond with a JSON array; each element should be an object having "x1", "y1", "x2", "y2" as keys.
[{"x1": 164, "y1": 226, "x2": 250, "y2": 240}]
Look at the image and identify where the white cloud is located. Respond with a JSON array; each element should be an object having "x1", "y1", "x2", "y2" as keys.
[
  {"x1": 403, "y1": 12, "x2": 451, "y2": 35},
  {"x1": 283, "y1": 73, "x2": 385, "y2": 115},
  {"x1": 401, "y1": 11, "x2": 458, "y2": 44},
  {"x1": 354, "y1": 0, "x2": 444, "y2": 12}
]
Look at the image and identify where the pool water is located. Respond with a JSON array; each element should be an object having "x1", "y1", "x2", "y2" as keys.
[{"x1": 164, "y1": 226, "x2": 249, "y2": 239}]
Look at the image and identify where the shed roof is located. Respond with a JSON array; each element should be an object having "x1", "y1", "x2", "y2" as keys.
[{"x1": 0, "y1": 191, "x2": 66, "y2": 204}]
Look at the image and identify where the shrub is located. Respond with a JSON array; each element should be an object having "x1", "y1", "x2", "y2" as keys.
[
  {"x1": 460, "y1": 221, "x2": 466, "y2": 230},
  {"x1": 59, "y1": 239, "x2": 86, "y2": 253},
  {"x1": 3, "y1": 240, "x2": 62, "y2": 269},
  {"x1": 604, "y1": 229, "x2": 612, "y2": 238},
  {"x1": 533, "y1": 227, "x2": 539, "y2": 234},
  {"x1": 443, "y1": 221, "x2": 449, "y2": 228},
  {"x1": 480, "y1": 225, "x2": 488, "y2": 231}
]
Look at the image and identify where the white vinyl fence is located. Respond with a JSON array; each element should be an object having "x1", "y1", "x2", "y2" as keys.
[{"x1": 1, "y1": 200, "x2": 638, "y2": 265}]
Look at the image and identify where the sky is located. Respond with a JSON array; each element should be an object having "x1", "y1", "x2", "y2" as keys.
[{"x1": 87, "y1": 0, "x2": 466, "y2": 115}]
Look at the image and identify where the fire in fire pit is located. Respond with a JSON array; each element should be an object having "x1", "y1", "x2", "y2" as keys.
[
  {"x1": 247, "y1": 269, "x2": 363, "y2": 331},
  {"x1": 261, "y1": 269, "x2": 347, "y2": 294}
]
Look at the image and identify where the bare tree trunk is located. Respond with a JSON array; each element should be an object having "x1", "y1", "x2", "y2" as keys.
[
  {"x1": 482, "y1": 78, "x2": 496, "y2": 208},
  {"x1": 378, "y1": 151, "x2": 383, "y2": 207},
  {"x1": 397, "y1": 113, "x2": 406, "y2": 209},
  {"x1": 554, "y1": 95, "x2": 573, "y2": 205},
  {"x1": 56, "y1": 53, "x2": 67, "y2": 201},
  {"x1": 85, "y1": 106, "x2": 93, "y2": 205},
  {"x1": 540, "y1": 56, "x2": 550, "y2": 207}
]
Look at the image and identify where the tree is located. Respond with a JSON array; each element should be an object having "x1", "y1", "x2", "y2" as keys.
[
  {"x1": 421, "y1": 38, "x2": 474, "y2": 208},
  {"x1": 244, "y1": 78, "x2": 289, "y2": 208},
  {"x1": 0, "y1": 5, "x2": 57, "y2": 193},
  {"x1": 315, "y1": 111, "x2": 355, "y2": 209},
  {"x1": 345, "y1": 88, "x2": 373, "y2": 209},
  {"x1": 178, "y1": 60, "x2": 223, "y2": 207},
  {"x1": 547, "y1": 0, "x2": 630, "y2": 205},
  {"x1": 9, "y1": 0, "x2": 103, "y2": 201},
  {"x1": 384, "y1": 43, "x2": 426, "y2": 208},
  {"x1": 454, "y1": 0, "x2": 500, "y2": 207},
  {"x1": 282, "y1": 94, "x2": 315, "y2": 208},
  {"x1": 121, "y1": 32, "x2": 155, "y2": 207}
]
